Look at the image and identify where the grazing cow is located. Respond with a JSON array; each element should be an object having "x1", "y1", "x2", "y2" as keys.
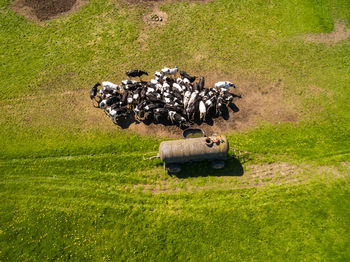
[
  {"x1": 150, "y1": 79, "x2": 158, "y2": 85},
  {"x1": 132, "y1": 88, "x2": 140, "y2": 99},
  {"x1": 205, "y1": 95, "x2": 216, "y2": 110},
  {"x1": 163, "y1": 75, "x2": 173, "y2": 83},
  {"x1": 126, "y1": 70, "x2": 148, "y2": 79},
  {"x1": 107, "y1": 107, "x2": 118, "y2": 118},
  {"x1": 153, "y1": 108, "x2": 168, "y2": 123},
  {"x1": 121, "y1": 90, "x2": 129, "y2": 106},
  {"x1": 146, "y1": 87, "x2": 155, "y2": 94},
  {"x1": 180, "y1": 70, "x2": 196, "y2": 83},
  {"x1": 162, "y1": 67, "x2": 178, "y2": 78},
  {"x1": 186, "y1": 101, "x2": 198, "y2": 120},
  {"x1": 114, "y1": 107, "x2": 131, "y2": 120},
  {"x1": 140, "y1": 86, "x2": 148, "y2": 100},
  {"x1": 102, "y1": 81, "x2": 120, "y2": 91},
  {"x1": 127, "y1": 92, "x2": 134, "y2": 104},
  {"x1": 144, "y1": 103, "x2": 163, "y2": 112},
  {"x1": 165, "y1": 104, "x2": 185, "y2": 115},
  {"x1": 110, "y1": 102, "x2": 123, "y2": 110},
  {"x1": 216, "y1": 96, "x2": 224, "y2": 116},
  {"x1": 198, "y1": 88, "x2": 208, "y2": 98},
  {"x1": 215, "y1": 81, "x2": 236, "y2": 89},
  {"x1": 125, "y1": 83, "x2": 140, "y2": 91},
  {"x1": 172, "y1": 83, "x2": 182, "y2": 93},
  {"x1": 106, "y1": 96, "x2": 119, "y2": 106},
  {"x1": 198, "y1": 77, "x2": 205, "y2": 91},
  {"x1": 99, "y1": 99, "x2": 107, "y2": 109},
  {"x1": 164, "y1": 97, "x2": 172, "y2": 104},
  {"x1": 199, "y1": 100, "x2": 206, "y2": 121},
  {"x1": 163, "y1": 91, "x2": 172, "y2": 98},
  {"x1": 187, "y1": 90, "x2": 199, "y2": 109},
  {"x1": 163, "y1": 82, "x2": 171, "y2": 89},
  {"x1": 168, "y1": 111, "x2": 187, "y2": 126},
  {"x1": 154, "y1": 71, "x2": 163, "y2": 78},
  {"x1": 183, "y1": 78, "x2": 191, "y2": 84},
  {"x1": 89, "y1": 82, "x2": 101, "y2": 100},
  {"x1": 192, "y1": 83, "x2": 199, "y2": 92},
  {"x1": 121, "y1": 80, "x2": 137, "y2": 85},
  {"x1": 172, "y1": 91, "x2": 183, "y2": 101},
  {"x1": 183, "y1": 91, "x2": 192, "y2": 108},
  {"x1": 222, "y1": 91, "x2": 242, "y2": 103}
]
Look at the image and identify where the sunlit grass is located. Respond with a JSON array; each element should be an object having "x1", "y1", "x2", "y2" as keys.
[{"x1": 0, "y1": 0, "x2": 349, "y2": 260}]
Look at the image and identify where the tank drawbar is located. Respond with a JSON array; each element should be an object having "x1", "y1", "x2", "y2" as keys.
[
  {"x1": 229, "y1": 147, "x2": 251, "y2": 158},
  {"x1": 143, "y1": 153, "x2": 160, "y2": 161}
]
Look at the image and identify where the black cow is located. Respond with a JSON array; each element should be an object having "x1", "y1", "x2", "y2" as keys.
[
  {"x1": 89, "y1": 82, "x2": 101, "y2": 100},
  {"x1": 126, "y1": 70, "x2": 148, "y2": 79},
  {"x1": 198, "y1": 77, "x2": 205, "y2": 91},
  {"x1": 180, "y1": 70, "x2": 196, "y2": 83}
]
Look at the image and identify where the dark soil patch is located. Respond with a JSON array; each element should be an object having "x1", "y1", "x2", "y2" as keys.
[
  {"x1": 122, "y1": 0, "x2": 210, "y2": 4},
  {"x1": 12, "y1": 0, "x2": 86, "y2": 21}
]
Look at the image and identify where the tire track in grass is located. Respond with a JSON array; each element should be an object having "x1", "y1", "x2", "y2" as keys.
[
  {"x1": 136, "y1": 162, "x2": 349, "y2": 194},
  {"x1": 0, "y1": 150, "x2": 154, "y2": 162},
  {"x1": 310, "y1": 150, "x2": 350, "y2": 161},
  {"x1": 2, "y1": 156, "x2": 348, "y2": 195}
]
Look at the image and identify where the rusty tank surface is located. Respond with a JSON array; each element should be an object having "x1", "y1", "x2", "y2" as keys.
[{"x1": 158, "y1": 134, "x2": 229, "y2": 173}]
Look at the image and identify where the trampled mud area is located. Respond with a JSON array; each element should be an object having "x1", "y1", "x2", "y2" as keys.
[
  {"x1": 3, "y1": 75, "x2": 298, "y2": 139},
  {"x1": 12, "y1": 0, "x2": 87, "y2": 21},
  {"x1": 83, "y1": 74, "x2": 299, "y2": 138},
  {"x1": 125, "y1": 78, "x2": 297, "y2": 138}
]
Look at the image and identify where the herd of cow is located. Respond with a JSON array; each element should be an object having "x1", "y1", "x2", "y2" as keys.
[{"x1": 89, "y1": 67, "x2": 241, "y2": 129}]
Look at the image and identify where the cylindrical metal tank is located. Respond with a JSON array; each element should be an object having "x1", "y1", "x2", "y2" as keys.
[{"x1": 158, "y1": 135, "x2": 229, "y2": 164}]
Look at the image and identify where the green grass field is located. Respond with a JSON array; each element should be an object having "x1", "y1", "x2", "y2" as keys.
[{"x1": 1, "y1": 0, "x2": 350, "y2": 260}]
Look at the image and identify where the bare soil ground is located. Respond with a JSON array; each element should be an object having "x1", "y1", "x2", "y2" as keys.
[
  {"x1": 124, "y1": 74, "x2": 298, "y2": 137},
  {"x1": 12, "y1": 0, "x2": 208, "y2": 22},
  {"x1": 12, "y1": 0, "x2": 87, "y2": 21},
  {"x1": 2, "y1": 74, "x2": 298, "y2": 139},
  {"x1": 305, "y1": 21, "x2": 350, "y2": 43}
]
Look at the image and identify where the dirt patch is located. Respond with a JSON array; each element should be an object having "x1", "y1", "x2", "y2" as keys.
[
  {"x1": 122, "y1": 0, "x2": 210, "y2": 4},
  {"x1": 11, "y1": 0, "x2": 87, "y2": 21},
  {"x1": 95, "y1": 72, "x2": 298, "y2": 138},
  {"x1": 143, "y1": 7, "x2": 168, "y2": 25},
  {"x1": 138, "y1": 4, "x2": 168, "y2": 49},
  {"x1": 123, "y1": 74, "x2": 298, "y2": 138},
  {"x1": 2, "y1": 72, "x2": 298, "y2": 139},
  {"x1": 305, "y1": 21, "x2": 350, "y2": 44},
  {"x1": 129, "y1": 0, "x2": 209, "y2": 49}
]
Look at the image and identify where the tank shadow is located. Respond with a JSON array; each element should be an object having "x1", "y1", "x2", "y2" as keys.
[{"x1": 171, "y1": 157, "x2": 244, "y2": 179}]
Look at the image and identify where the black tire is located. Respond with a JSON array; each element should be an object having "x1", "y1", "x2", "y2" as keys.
[
  {"x1": 211, "y1": 160, "x2": 225, "y2": 170},
  {"x1": 167, "y1": 164, "x2": 182, "y2": 174}
]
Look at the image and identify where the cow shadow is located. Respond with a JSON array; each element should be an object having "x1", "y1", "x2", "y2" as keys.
[
  {"x1": 169, "y1": 157, "x2": 245, "y2": 179},
  {"x1": 113, "y1": 113, "x2": 138, "y2": 129},
  {"x1": 113, "y1": 102, "x2": 239, "y2": 130},
  {"x1": 228, "y1": 103, "x2": 239, "y2": 112}
]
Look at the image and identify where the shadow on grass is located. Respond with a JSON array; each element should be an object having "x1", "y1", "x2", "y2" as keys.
[
  {"x1": 170, "y1": 157, "x2": 244, "y2": 179},
  {"x1": 113, "y1": 102, "x2": 240, "y2": 130}
]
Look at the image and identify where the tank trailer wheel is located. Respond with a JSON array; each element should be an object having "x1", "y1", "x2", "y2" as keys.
[
  {"x1": 211, "y1": 160, "x2": 225, "y2": 170},
  {"x1": 166, "y1": 164, "x2": 182, "y2": 174}
]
